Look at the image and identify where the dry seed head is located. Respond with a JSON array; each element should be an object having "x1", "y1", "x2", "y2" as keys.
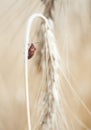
[
  {"x1": 25, "y1": 13, "x2": 60, "y2": 130},
  {"x1": 38, "y1": 19, "x2": 60, "y2": 130}
]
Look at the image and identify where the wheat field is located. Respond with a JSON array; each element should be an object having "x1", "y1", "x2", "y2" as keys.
[{"x1": 0, "y1": 0, "x2": 91, "y2": 130}]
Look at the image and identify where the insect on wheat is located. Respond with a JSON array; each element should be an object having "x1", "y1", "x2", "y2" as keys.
[{"x1": 28, "y1": 43, "x2": 36, "y2": 59}]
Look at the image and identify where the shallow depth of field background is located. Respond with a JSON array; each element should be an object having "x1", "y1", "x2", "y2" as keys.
[{"x1": 0, "y1": 0, "x2": 91, "y2": 130}]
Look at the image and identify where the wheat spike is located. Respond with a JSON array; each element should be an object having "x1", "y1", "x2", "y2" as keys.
[
  {"x1": 25, "y1": 14, "x2": 59, "y2": 130},
  {"x1": 37, "y1": 21, "x2": 60, "y2": 130}
]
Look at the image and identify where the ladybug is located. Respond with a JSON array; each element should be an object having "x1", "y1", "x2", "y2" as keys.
[{"x1": 28, "y1": 43, "x2": 36, "y2": 59}]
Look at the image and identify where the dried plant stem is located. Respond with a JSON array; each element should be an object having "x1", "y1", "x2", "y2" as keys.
[
  {"x1": 24, "y1": 13, "x2": 50, "y2": 130},
  {"x1": 42, "y1": 0, "x2": 54, "y2": 19}
]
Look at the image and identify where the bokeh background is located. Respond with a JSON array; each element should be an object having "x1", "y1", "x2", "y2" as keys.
[{"x1": 0, "y1": 0, "x2": 91, "y2": 130}]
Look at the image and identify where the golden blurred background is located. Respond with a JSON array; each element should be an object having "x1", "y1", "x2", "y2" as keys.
[{"x1": 0, "y1": 0, "x2": 91, "y2": 130}]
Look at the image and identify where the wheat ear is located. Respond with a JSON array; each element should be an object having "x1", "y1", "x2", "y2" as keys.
[
  {"x1": 39, "y1": 23, "x2": 60, "y2": 130},
  {"x1": 24, "y1": 13, "x2": 52, "y2": 130}
]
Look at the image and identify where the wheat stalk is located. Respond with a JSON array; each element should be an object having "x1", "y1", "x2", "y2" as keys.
[
  {"x1": 25, "y1": 14, "x2": 47, "y2": 130},
  {"x1": 42, "y1": 0, "x2": 55, "y2": 19}
]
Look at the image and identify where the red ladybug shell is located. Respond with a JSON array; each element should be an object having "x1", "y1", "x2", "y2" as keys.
[{"x1": 28, "y1": 43, "x2": 36, "y2": 59}]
